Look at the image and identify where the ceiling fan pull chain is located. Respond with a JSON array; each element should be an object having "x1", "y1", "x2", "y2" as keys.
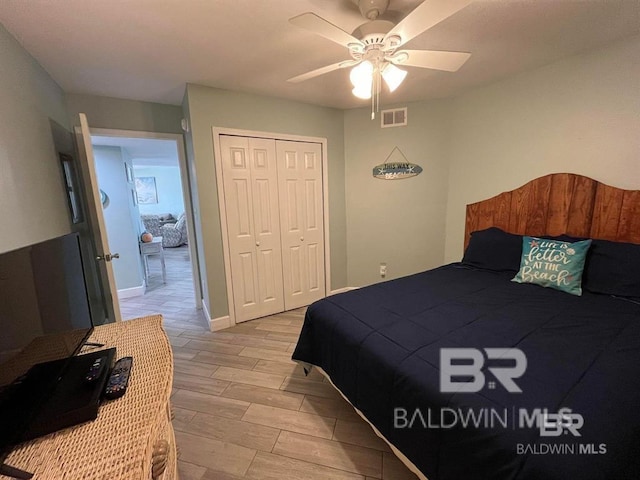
[
  {"x1": 371, "y1": 76, "x2": 375, "y2": 120},
  {"x1": 376, "y1": 67, "x2": 382, "y2": 119},
  {"x1": 374, "y1": 65, "x2": 378, "y2": 120},
  {"x1": 371, "y1": 64, "x2": 380, "y2": 120}
]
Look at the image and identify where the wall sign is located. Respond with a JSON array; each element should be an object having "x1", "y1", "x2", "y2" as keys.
[{"x1": 372, "y1": 147, "x2": 423, "y2": 180}]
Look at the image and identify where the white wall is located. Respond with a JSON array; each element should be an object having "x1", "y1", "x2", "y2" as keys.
[
  {"x1": 133, "y1": 165, "x2": 185, "y2": 217},
  {"x1": 344, "y1": 99, "x2": 452, "y2": 286},
  {"x1": 0, "y1": 24, "x2": 71, "y2": 253},
  {"x1": 444, "y1": 35, "x2": 640, "y2": 262},
  {"x1": 94, "y1": 145, "x2": 144, "y2": 290}
]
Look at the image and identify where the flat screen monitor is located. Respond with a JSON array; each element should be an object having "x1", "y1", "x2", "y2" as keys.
[{"x1": 0, "y1": 232, "x2": 94, "y2": 456}]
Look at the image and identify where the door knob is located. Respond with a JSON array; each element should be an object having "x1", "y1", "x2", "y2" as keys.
[
  {"x1": 256, "y1": 241, "x2": 260, "y2": 247},
  {"x1": 300, "y1": 237, "x2": 304, "y2": 242},
  {"x1": 96, "y1": 253, "x2": 120, "y2": 262}
]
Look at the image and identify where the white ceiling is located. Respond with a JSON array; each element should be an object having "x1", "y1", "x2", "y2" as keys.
[{"x1": 1, "y1": 1, "x2": 638, "y2": 109}]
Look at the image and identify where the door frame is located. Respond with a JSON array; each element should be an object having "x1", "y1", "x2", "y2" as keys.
[
  {"x1": 212, "y1": 127, "x2": 331, "y2": 327},
  {"x1": 89, "y1": 127, "x2": 203, "y2": 309}
]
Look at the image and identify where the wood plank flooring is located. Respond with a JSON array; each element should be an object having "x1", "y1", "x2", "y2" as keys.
[
  {"x1": 163, "y1": 308, "x2": 420, "y2": 480},
  {"x1": 120, "y1": 249, "x2": 417, "y2": 479}
]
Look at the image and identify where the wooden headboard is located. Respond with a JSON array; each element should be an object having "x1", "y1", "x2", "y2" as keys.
[{"x1": 465, "y1": 173, "x2": 640, "y2": 248}]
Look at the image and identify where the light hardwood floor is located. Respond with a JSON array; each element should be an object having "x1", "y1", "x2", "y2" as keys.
[
  {"x1": 164, "y1": 308, "x2": 420, "y2": 480},
  {"x1": 118, "y1": 247, "x2": 417, "y2": 478}
]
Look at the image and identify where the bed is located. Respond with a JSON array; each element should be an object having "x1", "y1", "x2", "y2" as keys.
[{"x1": 292, "y1": 173, "x2": 640, "y2": 480}]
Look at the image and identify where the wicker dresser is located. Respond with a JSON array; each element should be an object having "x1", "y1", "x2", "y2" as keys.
[{"x1": 2, "y1": 316, "x2": 177, "y2": 480}]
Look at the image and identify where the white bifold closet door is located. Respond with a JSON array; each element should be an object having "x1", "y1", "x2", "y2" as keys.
[
  {"x1": 220, "y1": 136, "x2": 285, "y2": 323},
  {"x1": 220, "y1": 135, "x2": 325, "y2": 323},
  {"x1": 276, "y1": 140, "x2": 325, "y2": 310}
]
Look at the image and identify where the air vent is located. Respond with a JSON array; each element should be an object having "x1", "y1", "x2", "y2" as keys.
[{"x1": 381, "y1": 107, "x2": 407, "y2": 128}]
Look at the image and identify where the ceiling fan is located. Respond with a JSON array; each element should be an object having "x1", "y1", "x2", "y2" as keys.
[{"x1": 288, "y1": 0, "x2": 472, "y2": 117}]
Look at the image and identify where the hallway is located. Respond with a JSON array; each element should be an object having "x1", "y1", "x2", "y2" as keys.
[{"x1": 119, "y1": 245, "x2": 206, "y2": 328}]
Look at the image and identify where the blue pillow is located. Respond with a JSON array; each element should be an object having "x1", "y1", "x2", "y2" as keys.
[
  {"x1": 583, "y1": 239, "x2": 640, "y2": 298},
  {"x1": 512, "y1": 236, "x2": 592, "y2": 295},
  {"x1": 462, "y1": 227, "x2": 523, "y2": 272}
]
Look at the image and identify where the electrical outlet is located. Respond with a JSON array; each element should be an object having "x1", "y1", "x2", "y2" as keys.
[{"x1": 380, "y1": 263, "x2": 387, "y2": 277}]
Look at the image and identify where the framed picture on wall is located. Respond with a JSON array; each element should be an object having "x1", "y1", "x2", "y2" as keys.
[
  {"x1": 135, "y1": 176, "x2": 158, "y2": 204},
  {"x1": 59, "y1": 153, "x2": 83, "y2": 224}
]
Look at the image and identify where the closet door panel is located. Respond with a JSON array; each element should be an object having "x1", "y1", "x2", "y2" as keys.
[
  {"x1": 276, "y1": 140, "x2": 325, "y2": 310},
  {"x1": 221, "y1": 136, "x2": 284, "y2": 322},
  {"x1": 249, "y1": 138, "x2": 285, "y2": 317},
  {"x1": 304, "y1": 177, "x2": 323, "y2": 297},
  {"x1": 221, "y1": 136, "x2": 260, "y2": 322}
]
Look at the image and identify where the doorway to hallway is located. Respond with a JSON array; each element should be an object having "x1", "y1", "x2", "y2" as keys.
[{"x1": 89, "y1": 129, "x2": 205, "y2": 328}]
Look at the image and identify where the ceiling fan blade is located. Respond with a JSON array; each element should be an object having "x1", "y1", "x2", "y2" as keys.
[
  {"x1": 290, "y1": 12, "x2": 363, "y2": 48},
  {"x1": 392, "y1": 50, "x2": 471, "y2": 72},
  {"x1": 386, "y1": 0, "x2": 472, "y2": 48},
  {"x1": 287, "y1": 60, "x2": 359, "y2": 83}
]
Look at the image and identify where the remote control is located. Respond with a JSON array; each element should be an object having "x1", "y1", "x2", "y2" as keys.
[
  {"x1": 103, "y1": 357, "x2": 133, "y2": 400},
  {"x1": 84, "y1": 357, "x2": 106, "y2": 383}
]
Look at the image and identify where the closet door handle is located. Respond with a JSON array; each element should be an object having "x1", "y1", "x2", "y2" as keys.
[
  {"x1": 300, "y1": 237, "x2": 304, "y2": 242},
  {"x1": 256, "y1": 241, "x2": 260, "y2": 247}
]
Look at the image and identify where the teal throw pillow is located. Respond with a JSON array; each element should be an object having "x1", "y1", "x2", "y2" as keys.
[{"x1": 512, "y1": 236, "x2": 592, "y2": 296}]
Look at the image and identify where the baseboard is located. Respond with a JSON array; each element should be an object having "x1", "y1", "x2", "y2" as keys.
[
  {"x1": 210, "y1": 315, "x2": 231, "y2": 331},
  {"x1": 117, "y1": 285, "x2": 145, "y2": 299},
  {"x1": 201, "y1": 300, "x2": 212, "y2": 330},
  {"x1": 329, "y1": 287, "x2": 358, "y2": 295}
]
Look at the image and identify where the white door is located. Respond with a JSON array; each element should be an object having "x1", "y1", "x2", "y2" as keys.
[
  {"x1": 220, "y1": 136, "x2": 285, "y2": 322},
  {"x1": 276, "y1": 140, "x2": 326, "y2": 310},
  {"x1": 75, "y1": 113, "x2": 122, "y2": 322}
]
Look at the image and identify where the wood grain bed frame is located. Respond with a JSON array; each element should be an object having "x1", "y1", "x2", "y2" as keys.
[{"x1": 465, "y1": 173, "x2": 640, "y2": 249}]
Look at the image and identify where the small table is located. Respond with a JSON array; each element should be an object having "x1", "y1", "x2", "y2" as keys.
[
  {"x1": 2, "y1": 316, "x2": 177, "y2": 479},
  {"x1": 140, "y1": 236, "x2": 166, "y2": 284}
]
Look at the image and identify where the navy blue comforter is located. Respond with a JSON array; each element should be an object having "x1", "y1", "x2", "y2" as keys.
[{"x1": 292, "y1": 264, "x2": 640, "y2": 480}]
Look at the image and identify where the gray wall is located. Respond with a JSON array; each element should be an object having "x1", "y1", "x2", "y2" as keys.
[
  {"x1": 344, "y1": 99, "x2": 452, "y2": 286},
  {"x1": 0, "y1": 23, "x2": 71, "y2": 253},
  {"x1": 94, "y1": 145, "x2": 144, "y2": 290},
  {"x1": 444, "y1": 34, "x2": 640, "y2": 262},
  {"x1": 66, "y1": 93, "x2": 183, "y2": 134},
  {"x1": 184, "y1": 84, "x2": 347, "y2": 319}
]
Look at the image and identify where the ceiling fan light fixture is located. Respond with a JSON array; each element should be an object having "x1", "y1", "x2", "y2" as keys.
[
  {"x1": 350, "y1": 61, "x2": 374, "y2": 99},
  {"x1": 288, "y1": 1, "x2": 474, "y2": 119},
  {"x1": 381, "y1": 63, "x2": 407, "y2": 92},
  {"x1": 350, "y1": 60, "x2": 373, "y2": 87},
  {"x1": 352, "y1": 85, "x2": 372, "y2": 100}
]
